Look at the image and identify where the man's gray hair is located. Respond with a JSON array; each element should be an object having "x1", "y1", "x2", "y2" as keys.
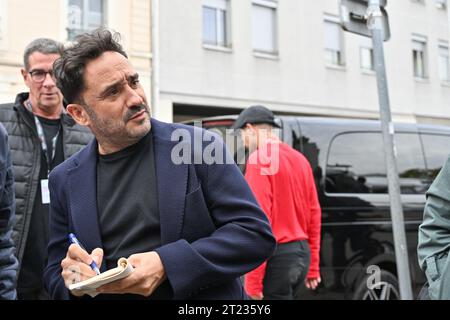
[{"x1": 23, "y1": 38, "x2": 64, "y2": 70}]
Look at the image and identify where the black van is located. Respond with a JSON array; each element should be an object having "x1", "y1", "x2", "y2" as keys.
[{"x1": 184, "y1": 115, "x2": 450, "y2": 300}]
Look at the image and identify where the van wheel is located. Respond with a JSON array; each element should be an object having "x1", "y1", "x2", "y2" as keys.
[{"x1": 353, "y1": 270, "x2": 400, "y2": 300}]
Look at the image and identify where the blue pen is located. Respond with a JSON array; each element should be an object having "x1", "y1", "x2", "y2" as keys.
[{"x1": 68, "y1": 233, "x2": 101, "y2": 275}]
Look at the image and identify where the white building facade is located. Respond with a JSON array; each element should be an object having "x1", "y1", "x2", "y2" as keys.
[
  {"x1": 0, "y1": 0, "x2": 152, "y2": 104},
  {"x1": 1, "y1": 0, "x2": 449, "y2": 125},
  {"x1": 157, "y1": 0, "x2": 450, "y2": 125}
]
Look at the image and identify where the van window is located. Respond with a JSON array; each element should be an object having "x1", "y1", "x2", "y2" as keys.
[
  {"x1": 421, "y1": 134, "x2": 450, "y2": 180},
  {"x1": 326, "y1": 132, "x2": 427, "y2": 194},
  {"x1": 326, "y1": 132, "x2": 386, "y2": 194},
  {"x1": 395, "y1": 133, "x2": 428, "y2": 194},
  {"x1": 204, "y1": 125, "x2": 247, "y2": 172}
]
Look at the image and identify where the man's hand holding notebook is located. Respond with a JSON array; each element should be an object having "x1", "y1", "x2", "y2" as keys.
[
  {"x1": 62, "y1": 240, "x2": 165, "y2": 298},
  {"x1": 69, "y1": 257, "x2": 134, "y2": 297}
]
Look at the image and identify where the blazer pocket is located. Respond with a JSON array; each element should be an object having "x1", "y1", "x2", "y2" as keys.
[{"x1": 182, "y1": 185, "x2": 216, "y2": 242}]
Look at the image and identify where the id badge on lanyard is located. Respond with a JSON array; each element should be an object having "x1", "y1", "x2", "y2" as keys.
[
  {"x1": 41, "y1": 179, "x2": 50, "y2": 204},
  {"x1": 25, "y1": 100, "x2": 59, "y2": 205}
]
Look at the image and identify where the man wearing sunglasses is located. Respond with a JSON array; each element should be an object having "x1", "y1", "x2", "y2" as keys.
[{"x1": 0, "y1": 38, "x2": 92, "y2": 299}]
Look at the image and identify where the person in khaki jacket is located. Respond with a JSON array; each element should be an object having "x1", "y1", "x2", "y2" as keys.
[{"x1": 418, "y1": 156, "x2": 450, "y2": 299}]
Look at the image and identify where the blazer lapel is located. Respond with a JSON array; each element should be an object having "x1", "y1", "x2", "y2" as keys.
[
  {"x1": 66, "y1": 120, "x2": 189, "y2": 252},
  {"x1": 67, "y1": 140, "x2": 103, "y2": 252},
  {"x1": 152, "y1": 120, "x2": 188, "y2": 244}
]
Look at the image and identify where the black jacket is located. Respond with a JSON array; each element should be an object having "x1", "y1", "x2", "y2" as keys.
[
  {"x1": 0, "y1": 92, "x2": 92, "y2": 271},
  {"x1": 0, "y1": 123, "x2": 18, "y2": 299}
]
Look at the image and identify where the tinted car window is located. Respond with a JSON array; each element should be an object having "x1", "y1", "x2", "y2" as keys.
[
  {"x1": 326, "y1": 132, "x2": 427, "y2": 194},
  {"x1": 326, "y1": 132, "x2": 387, "y2": 194},
  {"x1": 395, "y1": 133, "x2": 428, "y2": 194},
  {"x1": 421, "y1": 134, "x2": 450, "y2": 180},
  {"x1": 203, "y1": 124, "x2": 247, "y2": 172}
]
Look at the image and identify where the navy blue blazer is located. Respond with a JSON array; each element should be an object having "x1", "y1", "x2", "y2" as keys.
[{"x1": 43, "y1": 119, "x2": 275, "y2": 299}]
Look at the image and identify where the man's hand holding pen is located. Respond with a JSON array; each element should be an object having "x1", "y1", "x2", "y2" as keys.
[
  {"x1": 61, "y1": 245, "x2": 166, "y2": 297},
  {"x1": 61, "y1": 244, "x2": 104, "y2": 297}
]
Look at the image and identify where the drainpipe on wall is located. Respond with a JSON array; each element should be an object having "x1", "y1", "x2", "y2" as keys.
[
  {"x1": 447, "y1": 0, "x2": 450, "y2": 62},
  {"x1": 151, "y1": 0, "x2": 160, "y2": 119}
]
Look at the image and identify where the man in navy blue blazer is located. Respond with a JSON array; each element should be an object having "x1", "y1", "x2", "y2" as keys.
[{"x1": 43, "y1": 29, "x2": 275, "y2": 300}]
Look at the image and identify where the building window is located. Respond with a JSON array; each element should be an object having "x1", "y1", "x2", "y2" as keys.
[
  {"x1": 252, "y1": 0, "x2": 278, "y2": 54},
  {"x1": 202, "y1": 0, "x2": 230, "y2": 47},
  {"x1": 435, "y1": 0, "x2": 446, "y2": 9},
  {"x1": 412, "y1": 36, "x2": 427, "y2": 79},
  {"x1": 360, "y1": 47, "x2": 374, "y2": 71},
  {"x1": 324, "y1": 15, "x2": 344, "y2": 66},
  {"x1": 67, "y1": 0, "x2": 107, "y2": 40},
  {"x1": 360, "y1": 37, "x2": 374, "y2": 71},
  {"x1": 438, "y1": 43, "x2": 450, "y2": 82}
]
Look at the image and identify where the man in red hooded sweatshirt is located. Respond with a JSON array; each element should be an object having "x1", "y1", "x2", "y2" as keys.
[{"x1": 232, "y1": 105, "x2": 322, "y2": 300}]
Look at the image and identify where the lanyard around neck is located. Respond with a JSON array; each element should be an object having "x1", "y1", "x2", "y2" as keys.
[{"x1": 25, "y1": 100, "x2": 60, "y2": 175}]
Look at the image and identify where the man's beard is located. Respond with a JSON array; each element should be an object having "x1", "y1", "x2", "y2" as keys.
[{"x1": 84, "y1": 103, "x2": 151, "y2": 146}]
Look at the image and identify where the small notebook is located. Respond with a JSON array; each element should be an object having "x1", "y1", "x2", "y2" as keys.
[{"x1": 68, "y1": 257, "x2": 134, "y2": 297}]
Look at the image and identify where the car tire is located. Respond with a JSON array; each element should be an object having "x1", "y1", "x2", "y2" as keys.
[{"x1": 353, "y1": 270, "x2": 400, "y2": 300}]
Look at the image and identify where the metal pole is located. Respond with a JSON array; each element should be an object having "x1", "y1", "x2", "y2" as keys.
[
  {"x1": 151, "y1": 0, "x2": 160, "y2": 118},
  {"x1": 447, "y1": 0, "x2": 450, "y2": 59},
  {"x1": 367, "y1": 0, "x2": 413, "y2": 300}
]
